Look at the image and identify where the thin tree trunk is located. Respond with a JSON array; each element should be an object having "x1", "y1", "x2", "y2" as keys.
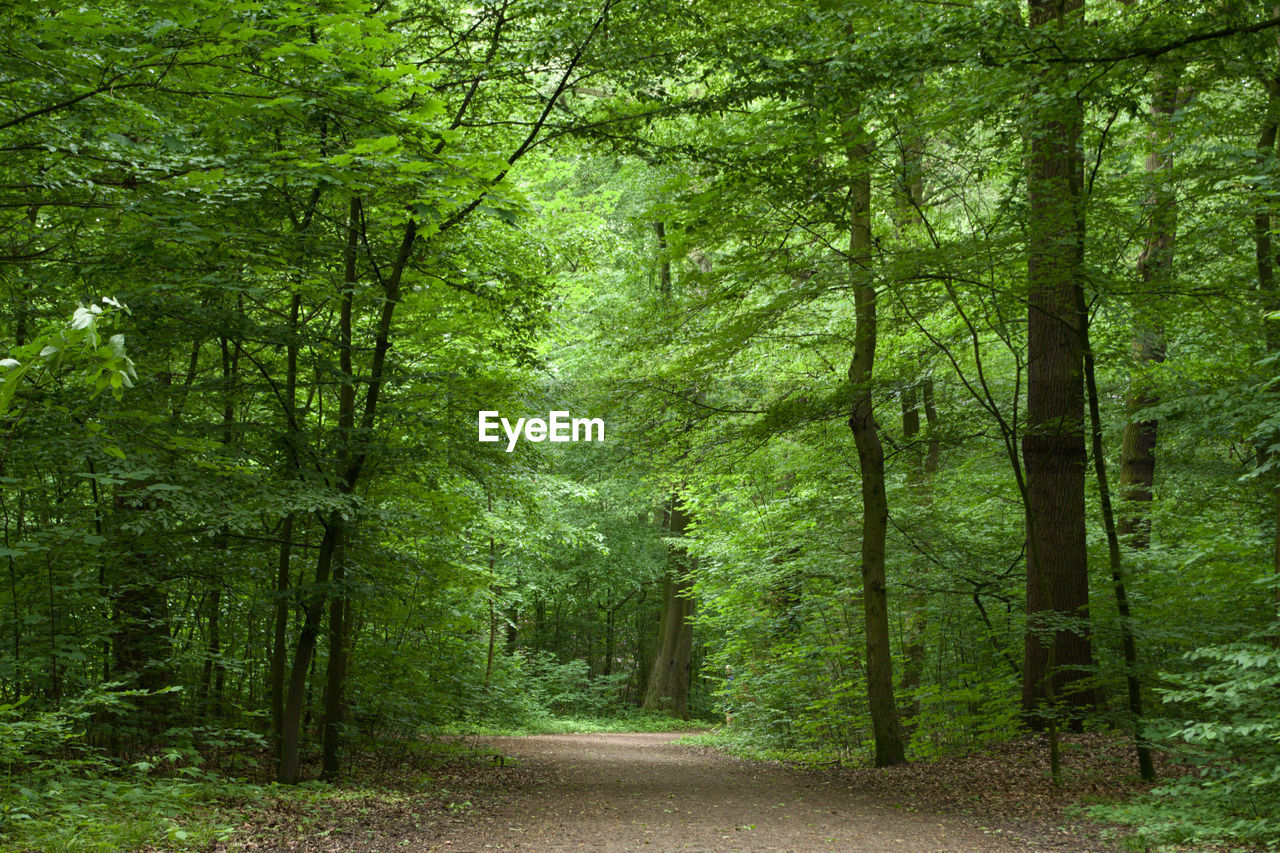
[
  {"x1": 899, "y1": 387, "x2": 927, "y2": 715},
  {"x1": 271, "y1": 513, "x2": 292, "y2": 753},
  {"x1": 846, "y1": 114, "x2": 907, "y2": 767},
  {"x1": 922, "y1": 380, "x2": 939, "y2": 476},
  {"x1": 200, "y1": 588, "x2": 221, "y2": 719},
  {"x1": 204, "y1": 333, "x2": 239, "y2": 720},
  {"x1": 896, "y1": 138, "x2": 932, "y2": 719},
  {"x1": 640, "y1": 221, "x2": 696, "y2": 719},
  {"x1": 485, "y1": 498, "x2": 498, "y2": 687},
  {"x1": 654, "y1": 221, "x2": 671, "y2": 298},
  {"x1": 319, "y1": 196, "x2": 360, "y2": 778},
  {"x1": 278, "y1": 515, "x2": 341, "y2": 783},
  {"x1": 321, "y1": 532, "x2": 350, "y2": 779},
  {"x1": 1078, "y1": 283, "x2": 1157, "y2": 781},
  {"x1": 272, "y1": 177, "x2": 319, "y2": 750}
]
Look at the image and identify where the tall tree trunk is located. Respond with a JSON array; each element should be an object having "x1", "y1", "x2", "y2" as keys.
[
  {"x1": 271, "y1": 513, "x2": 293, "y2": 753},
  {"x1": 899, "y1": 387, "x2": 928, "y2": 716},
  {"x1": 200, "y1": 587, "x2": 222, "y2": 719},
  {"x1": 641, "y1": 494, "x2": 695, "y2": 718},
  {"x1": 1021, "y1": 0, "x2": 1095, "y2": 728},
  {"x1": 278, "y1": 516, "x2": 342, "y2": 784},
  {"x1": 895, "y1": 136, "x2": 933, "y2": 719},
  {"x1": 1078, "y1": 283, "x2": 1157, "y2": 781},
  {"x1": 321, "y1": 532, "x2": 350, "y2": 779},
  {"x1": 484, "y1": 508, "x2": 500, "y2": 686},
  {"x1": 318, "y1": 196, "x2": 360, "y2": 779},
  {"x1": 1118, "y1": 68, "x2": 1179, "y2": 549},
  {"x1": 203, "y1": 333, "x2": 239, "y2": 721},
  {"x1": 1256, "y1": 58, "x2": 1280, "y2": 629},
  {"x1": 272, "y1": 176, "x2": 320, "y2": 751},
  {"x1": 640, "y1": 217, "x2": 695, "y2": 718},
  {"x1": 922, "y1": 380, "x2": 940, "y2": 476},
  {"x1": 846, "y1": 115, "x2": 907, "y2": 767},
  {"x1": 654, "y1": 221, "x2": 671, "y2": 298},
  {"x1": 110, "y1": 489, "x2": 176, "y2": 738},
  {"x1": 280, "y1": 196, "x2": 418, "y2": 783}
]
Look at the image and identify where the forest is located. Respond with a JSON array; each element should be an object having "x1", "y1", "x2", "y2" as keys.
[{"x1": 3, "y1": 0, "x2": 1280, "y2": 850}]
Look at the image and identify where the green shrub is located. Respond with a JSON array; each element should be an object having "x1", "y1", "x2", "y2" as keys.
[
  {"x1": 519, "y1": 651, "x2": 630, "y2": 716},
  {"x1": 1093, "y1": 638, "x2": 1280, "y2": 849},
  {"x1": 0, "y1": 689, "x2": 249, "y2": 852}
]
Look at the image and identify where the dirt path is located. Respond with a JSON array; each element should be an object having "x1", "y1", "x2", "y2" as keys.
[{"x1": 425, "y1": 733, "x2": 1100, "y2": 852}]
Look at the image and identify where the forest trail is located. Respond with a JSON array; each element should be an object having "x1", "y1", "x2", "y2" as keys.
[{"x1": 425, "y1": 732, "x2": 1099, "y2": 852}]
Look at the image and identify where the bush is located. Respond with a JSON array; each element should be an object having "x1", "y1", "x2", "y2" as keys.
[
  {"x1": 519, "y1": 651, "x2": 630, "y2": 717},
  {"x1": 1093, "y1": 638, "x2": 1280, "y2": 849},
  {"x1": 0, "y1": 689, "x2": 249, "y2": 852}
]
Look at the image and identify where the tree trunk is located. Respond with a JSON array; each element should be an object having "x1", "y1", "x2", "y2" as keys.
[
  {"x1": 899, "y1": 387, "x2": 928, "y2": 716},
  {"x1": 1256, "y1": 63, "x2": 1280, "y2": 630},
  {"x1": 1118, "y1": 68, "x2": 1179, "y2": 549},
  {"x1": 272, "y1": 179, "x2": 316, "y2": 751},
  {"x1": 896, "y1": 140, "x2": 933, "y2": 720},
  {"x1": 108, "y1": 477, "x2": 178, "y2": 740},
  {"x1": 1021, "y1": 0, "x2": 1095, "y2": 728},
  {"x1": 641, "y1": 495, "x2": 695, "y2": 718},
  {"x1": 271, "y1": 513, "x2": 292, "y2": 753},
  {"x1": 203, "y1": 333, "x2": 238, "y2": 721},
  {"x1": 317, "y1": 195, "x2": 359, "y2": 779},
  {"x1": 654, "y1": 221, "x2": 671, "y2": 298},
  {"x1": 1080, "y1": 293, "x2": 1157, "y2": 781},
  {"x1": 321, "y1": 533, "x2": 350, "y2": 779},
  {"x1": 846, "y1": 115, "x2": 907, "y2": 767},
  {"x1": 200, "y1": 587, "x2": 222, "y2": 720},
  {"x1": 278, "y1": 515, "x2": 342, "y2": 783}
]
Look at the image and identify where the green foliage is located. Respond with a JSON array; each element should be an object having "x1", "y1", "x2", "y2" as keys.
[
  {"x1": 908, "y1": 669, "x2": 1023, "y2": 761},
  {"x1": 0, "y1": 299, "x2": 135, "y2": 415},
  {"x1": 518, "y1": 651, "x2": 631, "y2": 717},
  {"x1": 4, "y1": 0, "x2": 1280, "y2": 847},
  {"x1": 1093, "y1": 634, "x2": 1280, "y2": 849},
  {"x1": 457, "y1": 710, "x2": 705, "y2": 737},
  {"x1": 0, "y1": 688, "x2": 255, "y2": 851}
]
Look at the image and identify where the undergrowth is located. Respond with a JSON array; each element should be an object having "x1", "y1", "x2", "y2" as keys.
[{"x1": 446, "y1": 709, "x2": 711, "y2": 736}]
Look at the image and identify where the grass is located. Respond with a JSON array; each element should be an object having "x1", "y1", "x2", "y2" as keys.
[
  {"x1": 676, "y1": 728, "x2": 851, "y2": 766},
  {"x1": 1, "y1": 713, "x2": 714, "y2": 851},
  {"x1": 0, "y1": 775, "x2": 255, "y2": 852},
  {"x1": 449, "y1": 710, "x2": 715, "y2": 736}
]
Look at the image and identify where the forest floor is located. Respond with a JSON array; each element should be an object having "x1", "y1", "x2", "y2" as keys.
[{"x1": 221, "y1": 731, "x2": 1132, "y2": 852}]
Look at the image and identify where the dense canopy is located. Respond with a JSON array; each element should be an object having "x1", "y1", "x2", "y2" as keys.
[{"x1": 3, "y1": 0, "x2": 1280, "y2": 849}]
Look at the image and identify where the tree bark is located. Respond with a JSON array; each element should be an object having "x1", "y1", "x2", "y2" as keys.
[
  {"x1": 110, "y1": 488, "x2": 177, "y2": 737},
  {"x1": 1078, "y1": 279, "x2": 1157, "y2": 781},
  {"x1": 899, "y1": 387, "x2": 928, "y2": 715},
  {"x1": 1118, "y1": 69, "x2": 1179, "y2": 549},
  {"x1": 203, "y1": 333, "x2": 239, "y2": 721},
  {"x1": 1021, "y1": 0, "x2": 1095, "y2": 728},
  {"x1": 277, "y1": 515, "x2": 342, "y2": 784},
  {"x1": 1256, "y1": 55, "x2": 1280, "y2": 631},
  {"x1": 641, "y1": 494, "x2": 695, "y2": 718},
  {"x1": 279, "y1": 196, "x2": 415, "y2": 783},
  {"x1": 272, "y1": 178, "x2": 319, "y2": 752},
  {"x1": 319, "y1": 196, "x2": 360, "y2": 779},
  {"x1": 271, "y1": 514, "x2": 293, "y2": 752},
  {"x1": 846, "y1": 115, "x2": 907, "y2": 767},
  {"x1": 321, "y1": 533, "x2": 350, "y2": 779},
  {"x1": 654, "y1": 221, "x2": 671, "y2": 298}
]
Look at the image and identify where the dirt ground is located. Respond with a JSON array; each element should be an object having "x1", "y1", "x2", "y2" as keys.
[{"x1": 421, "y1": 732, "x2": 1114, "y2": 852}]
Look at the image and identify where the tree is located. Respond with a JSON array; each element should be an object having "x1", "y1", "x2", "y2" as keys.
[{"x1": 1021, "y1": 0, "x2": 1096, "y2": 727}]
